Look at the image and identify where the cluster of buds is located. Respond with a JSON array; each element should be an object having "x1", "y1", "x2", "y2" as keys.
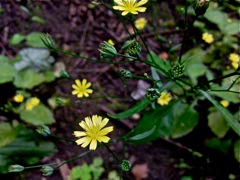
[
  {"x1": 122, "y1": 40, "x2": 141, "y2": 56},
  {"x1": 171, "y1": 63, "x2": 185, "y2": 78},
  {"x1": 145, "y1": 88, "x2": 160, "y2": 102},
  {"x1": 120, "y1": 69, "x2": 132, "y2": 79},
  {"x1": 98, "y1": 41, "x2": 118, "y2": 59},
  {"x1": 121, "y1": 160, "x2": 131, "y2": 171},
  {"x1": 194, "y1": 0, "x2": 210, "y2": 16}
]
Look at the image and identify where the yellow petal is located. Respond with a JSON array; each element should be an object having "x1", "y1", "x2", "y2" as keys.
[
  {"x1": 82, "y1": 79, "x2": 87, "y2": 86},
  {"x1": 76, "y1": 137, "x2": 87, "y2": 145},
  {"x1": 99, "y1": 118, "x2": 109, "y2": 129},
  {"x1": 72, "y1": 84, "x2": 79, "y2": 89},
  {"x1": 136, "y1": 0, "x2": 148, "y2": 7},
  {"x1": 81, "y1": 137, "x2": 92, "y2": 147},
  {"x1": 75, "y1": 79, "x2": 81, "y2": 87},
  {"x1": 72, "y1": 90, "x2": 79, "y2": 95},
  {"x1": 73, "y1": 131, "x2": 86, "y2": 137},
  {"x1": 89, "y1": 139, "x2": 97, "y2": 150},
  {"x1": 98, "y1": 126, "x2": 114, "y2": 136},
  {"x1": 98, "y1": 135, "x2": 110, "y2": 143},
  {"x1": 85, "y1": 82, "x2": 92, "y2": 88}
]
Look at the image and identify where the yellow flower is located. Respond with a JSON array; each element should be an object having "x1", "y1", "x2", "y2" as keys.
[
  {"x1": 220, "y1": 100, "x2": 229, "y2": 108},
  {"x1": 113, "y1": 0, "x2": 148, "y2": 16},
  {"x1": 229, "y1": 53, "x2": 239, "y2": 63},
  {"x1": 25, "y1": 102, "x2": 34, "y2": 110},
  {"x1": 72, "y1": 79, "x2": 93, "y2": 98},
  {"x1": 231, "y1": 62, "x2": 239, "y2": 69},
  {"x1": 108, "y1": 39, "x2": 115, "y2": 46},
  {"x1": 74, "y1": 115, "x2": 114, "y2": 150},
  {"x1": 30, "y1": 97, "x2": 40, "y2": 106},
  {"x1": 13, "y1": 94, "x2": 24, "y2": 103},
  {"x1": 202, "y1": 32, "x2": 214, "y2": 44},
  {"x1": 157, "y1": 92, "x2": 172, "y2": 106},
  {"x1": 135, "y1": 17, "x2": 147, "y2": 30}
]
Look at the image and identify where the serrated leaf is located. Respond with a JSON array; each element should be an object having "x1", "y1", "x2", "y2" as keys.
[
  {"x1": 170, "y1": 103, "x2": 199, "y2": 139},
  {"x1": 208, "y1": 111, "x2": 230, "y2": 138},
  {"x1": 233, "y1": 140, "x2": 240, "y2": 163},
  {"x1": 0, "y1": 59, "x2": 16, "y2": 84},
  {"x1": 200, "y1": 90, "x2": 240, "y2": 137},
  {"x1": 108, "y1": 98, "x2": 150, "y2": 119},
  {"x1": 20, "y1": 103, "x2": 55, "y2": 125},
  {"x1": 10, "y1": 34, "x2": 26, "y2": 45},
  {"x1": 26, "y1": 32, "x2": 47, "y2": 47}
]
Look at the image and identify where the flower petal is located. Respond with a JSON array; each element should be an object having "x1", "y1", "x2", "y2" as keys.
[
  {"x1": 89, "y1": 139, "x2": 97, "y2": 150},
  {"x1": 98, "y1": 135, "x2": 110, "y2": 143},
  {"x1": 76, "y1": 137, "x2": 87, "y2": 145},
  {"x1": 98, "y1": 126, "x2": 114, "y2": 136},
  {"x1": 81, "y1": 137, "x2": 92, "y2": 147},
  {"x1": 75, "y1": 79, "x2": 81, "y2": 87},
  {"x1": 99, "y1": 118, "x2": 109, "y2": 129},
  {"x1": 73, "y1": 131, "x2": 86, "y2": 137},
  {"x1": 82, "y1": 79, "x2": 87, "y2": 86}
]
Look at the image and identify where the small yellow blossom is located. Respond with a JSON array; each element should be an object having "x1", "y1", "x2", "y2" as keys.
[
  {"x1": 135, "y1": 17, "x2": 147, "y2": 30},
  {"x1": 108, "y1": 39, "x2": 115, "y2": 46},
  {"x1": 25, "y1": 102, "x2": 34, "y2": 110},
  {"x1": 220, "y1": 100, "x2": 229, "y2": 108},
  {"x1": 74, "y1": 115, "x2": 114, "y2": 150},
  {"x1": 229, "y1": 53, "x2": 239, "y2": 63},
  {"x1": 202, "y1": 32, "x2": 214, "y2": 44},
  {"x1": 113, "y1": 0, "x2": 148, "y2": 16},
  {"x1": 30, "y1": 97, "x2": 40, "y2": 106},
  {"x1": 231, "y1": 62, "x2": 239, "y2": 69},
  {"x1": 157, "y1": 92, "x2": 172, "y2": 106},
  {"x1": 13, "y1": 94, "x2": 24, "y2": 103},
  {"x1": 72, "y1": 79, "x2": 93, "y2": 98}
]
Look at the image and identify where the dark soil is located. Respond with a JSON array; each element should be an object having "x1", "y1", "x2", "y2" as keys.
[{"x1": 0, "y1": 0, "x2": 239, "y2": 180}]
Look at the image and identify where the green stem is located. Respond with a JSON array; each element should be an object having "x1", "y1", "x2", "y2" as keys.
[
  {"x1": 103, "y1": 142, "x2": 120, "y2": 163},
  {"x1": 49, "y1": 134, "x2": 76, "y2": 143},
  {"x1": 24, "y1": 162, "x2": 59, "y2": 169}
]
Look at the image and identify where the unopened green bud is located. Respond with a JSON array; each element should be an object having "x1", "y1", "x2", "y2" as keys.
[
  {"x1": 36, "y1": 125, "x2": 50, "y2": 137},
  {"x1": 146, "y1": 88, "x2": 160, "y2": 102},
  {"x1": 122, "y1": 40, "x2": 141, "y2": 56},
  {"x1": 194, "y1": 0, "x2": 210, "y2": 16},
  {"x1": 99, "y1": 41, "x2": 118, "y2": 59},
  {"x1": 41, "y1": 34, "x2": 55, "y2": 48},
  {"x1": 9, "y1": 164, "x2": 24, "y2": 172},
  {"x1": 60, "y1": 70, "x2": 70, "y2": 78},
  {"x1": 171, "y1": 63, "x2": 185, "y2": 78},
  {"x1": 121, "y1": 160, "x2": 131, "y2": 171},
  {"x1": 41, "y1": 165, "x2": 54, "y2": 176},
  {"x1": 120, "y1": 69, "x2": 132, "y2": 79}
]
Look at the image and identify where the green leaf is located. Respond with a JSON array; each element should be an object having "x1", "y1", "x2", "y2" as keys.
[
  {"x1": 0, "y1": 122, "x2": 21, "y2": 147},
  {"x1": 208, "y1": 111, "x2": 230, "y2": 138},
  {"x1": 108, "y1": 98, "x2": 150, "y2": 119},
  {"x1": 26, "y1": 32, "x2": 47, "y2": 47},
  {"x1": 128, "y1": 126, "x2": 156, "y2": 141},
  {"x1": 204, "y1": 9, "x2": 228, "y2": 30},
  {"x1": 233, "y1": 140, "x2": 240, "y2": 163},
  {"x1": 108, "y1": 170, "x2": 120, "y2": 180},
  {"x1": 14, "y1": 70, "x2": 45, "y2": 89},
  {"x1": 210, "y1": 91, "x2": 239, "y2": 104},
  {"x1": 170, "y1": 103, "x2": 199, "y2": 139},
  {"x1": 91, "y1": 157, "x2": 103, "y2": 167},
  {"x1": 10, "y1": 34, "x2": 26, "y2": 45},
  {"x1": 20, "y1": 103, "x2": 55, "y2": 125},
  {"x1": 31, "y1": 16, "x2": 45, "y2": 24},
  {"x1": 151, "y1": 67, "x2": 163, "y2": 88},
  {"x1": 200, "y1": 90, "x2": 240, "y2": 137},
  {"x1": 0, "y1": 58, "x2": 16, "y2": 84},
  {"x1": 222, "y1": 20, "x2": 240, "y2": 35},
  {"x1": 206, "y1": 138, "x2": 231, "y2": 154}
]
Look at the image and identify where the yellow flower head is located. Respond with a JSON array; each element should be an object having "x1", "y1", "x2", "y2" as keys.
[
  {"x1": 231, "y1": 62, "x2": 239, "y2": 69},
  {"x1": 25, "y1": 102, "x2": 34, "y2": 110},
  {"x1": 229, "y1": 53, "x2": 240, "y2": 63},
  {"x1": 157, "y1": 92, "x2": 172, "y2": 106},
  {"x1": 220, "y1": 100, "x2": 229, "y2": 108},
  {"x1": 135, "y1": 17, "x2": 147, "y2": 30},
  {"x1": 113, "y1": 0, "x2": 148, "y2": 16},
  {"x1": 108, "y1": 39, "x2": 115, "y2": 46},
  {"x1": 30, "y1": 97, "x2": 40, "y2": 106},
  {"x1": 202, "y1": 32, "x2": 214, "y2": 44},
  {"x1": 72, "y1": 79, "x2": 93, "y2": 98},
  {"x1": 74, "y1": 115, "x2": 114, "y2": 150},
  {"x1": 13, "y1": 94, "x2": 24, "y2": 103}
]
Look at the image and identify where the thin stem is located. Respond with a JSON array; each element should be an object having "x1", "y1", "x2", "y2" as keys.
[
  {"x1": 103, "y1": 142, "x2": 120, "y2": 163},
  {"x1": 49, "y1": 134, "x2": 76, "y2": 143},
  {"x1": 24, "y1": 162, "x2": 59, "y2": 169}
]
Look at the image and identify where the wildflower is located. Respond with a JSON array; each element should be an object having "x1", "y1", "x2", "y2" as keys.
[
  {"x1": 135, "y1": 17, "x2": 147, "y2": 30},
  {"x1": 145, "y1": 88, "x2": 160, "y2": 102},
  {"x1": 194, "y1": 0, "x2": 210, "y2": 16},
  {"x1": 25, "y1": 97, "x2": 40, "y2": 110},
  {"x1": 25, "y1": 102, "x2": 34, "y2": 110},
  {"x1": 13, "y1": 94, "x2": 24, "y2": 103},
  {"x1": 72, "y1": 79, "x2": 93, "y2": 98},
  {"x1": 113, "y1": 0, "x2": 148, "y2": 16},
  {"x1": 73, "y1": 115, "x2": 114, "y2": 150},
  {"x1": 229, "y1": 53, "x2": 239, "y2": 69},
  {"x1": 108, "y1": 39, "x2": 115, "y2": 46},
  {"x1": 157, "y1": 92, "x2": 172, "y2": 106},
  {"x1": 99, "y1": 41, "x2": 118, "y2": 59},
  {"x1": 220, "y1": 100, "x2": 229, "y2": 108},
  {"x1": 122, "y1": 39, "x2": 141, "y2": 56},
  {"x1": 202, "y1": 32, "x2": 214, "y2": 44},
  {"x1": 171, "y1": 63, "x2": 185, "y2": 78}
]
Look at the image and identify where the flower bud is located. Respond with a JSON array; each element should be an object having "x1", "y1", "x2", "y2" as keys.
[
  {"x1": 9, "y1": 164, "x2": 24, "y2": 172},
  {"x1": 194, "y1": 0, "x2": 210, "y2": 16},
  {"x1": 60, "y1": 70, "x2": 70, "y2": 78},
  {"x1": 36, "y1": 125, "x2": 51, "y2": 137},
  {"x1": 41, "y1": 165, "x2": 54, "y2": 176},
  {"x1": 120, "y1": 69, "x2": 132, "y2": 79},
  {"x1": 99, "y1": 41, "x2": 118, "y2": 59},
  {"x1": 171, "y1": 63, "x2": 185, "y2": 78},
  {"x1": 121, "y1": 40, "x2": 141, "y2": 56},
  {"x1": 41, "y1": 34, "x2": 55, "y2": 48},
  {"x1": 121, "y1": 160, "x2": 131, "y2": 171},
  {"x1": 145, "y1": 88, "x2": 160, "y2": 102}
]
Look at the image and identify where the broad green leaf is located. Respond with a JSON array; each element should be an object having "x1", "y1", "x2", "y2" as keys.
[
  {"x1": 108, "y1": 98, "x2": 150, "y2": 119},
  {"x1": 233, "y1": 140, "x2": 240, "y2": 163},
  {"x1": 204, "y1": 9, "x2": 228, "y2": 30},
  {"x1": 222, "y1": 20, "x2": 240, "y2": 35},
  {"x1": 130, "y1": 101, "x2": 179, "y2": 144},
  {"x1": 206, "y1": 138, "x2": 231, "y2": 154},
  {"x1": 14, "y1": 70, "x2": 45, "y2": 89},
  {"x1": 26, "y1": 32, "x2": 47, "y2": 47},
  {"x1": 170, "y1": 103, "x2": 199, "y2": 139},
  {"x1": 210, "y1": 91, "x2": 239, "y2": 104},
  {"x1": 200, "y1": 90, "x2": 240, "y2": 137},
  {"x1": 10, "y1": 34, "x2": 26, "y2": 45},
  {"x1": 0, "y1": 58, "x2": 16, "y2": 84},
  {"x1": 20, "y1": 103, "x2": 55, "y2": 125},
  {"x1": 208, "y1": 111, "x2": 230, "y2": 138}
]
